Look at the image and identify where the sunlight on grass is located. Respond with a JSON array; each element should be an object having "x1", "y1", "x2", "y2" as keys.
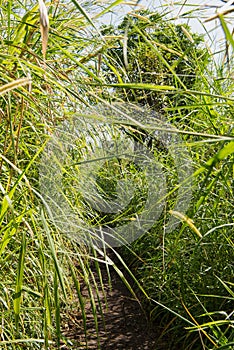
[{"x1": 0, "y1": 1, "x2": 233, "y2": 349}]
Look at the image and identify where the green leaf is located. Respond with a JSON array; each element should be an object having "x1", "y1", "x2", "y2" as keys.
[
  {"x1": 70, "y1": 0, "x2": 102, "y2": 38},
  {"x1": 219, "y1": 14, "x2": 234, "y2": 51},
  {"x1": 94, "y1": 0, "x2": 126, "y2": 19},
  {"x1": 104, "y1": 82, "x2": 176, "y2": 91},
  {"x1": 215, "y1": 141, "x2": 234, "y2": 161},
  {"x1": 13, "y1": 232, "x2": 26, "y2": 332},
  {"x1": 41, "y1": 211, "x2": 67, "y2": 298}
]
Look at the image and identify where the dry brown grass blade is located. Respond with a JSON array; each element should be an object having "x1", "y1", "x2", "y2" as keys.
[{"x1": 38, "y1": 0, "x2": 49, "y2": 60}]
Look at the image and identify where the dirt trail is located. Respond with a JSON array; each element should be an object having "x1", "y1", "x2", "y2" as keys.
[{"x1": 61, "y1": 255, "x2": 167, "y2": 349}]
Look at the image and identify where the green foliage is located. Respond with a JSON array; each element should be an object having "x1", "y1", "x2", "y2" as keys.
[
  {"x1": 101, "y1": 10, "x2": 209, "y2": 112},
  {"x1": 98, "y1": 9, "x2": 234, "y2": 350},
  {"x1": 0, "y1": 1, "x2": 233, "y2": 350}
]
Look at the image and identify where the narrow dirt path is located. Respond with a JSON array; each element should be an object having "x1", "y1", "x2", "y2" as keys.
[{"x1": 61, "y1": 255, "x2": 167, "y2": 349}]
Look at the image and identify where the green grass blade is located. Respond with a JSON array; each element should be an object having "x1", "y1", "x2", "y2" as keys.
[
  {"x1": 103, "y1": 82, "x2": 176, "y2": 91},
  {"x1": 41, "y1": 211, "x2": 67, "y2": 298},
  {"x1": 50, "y1": 38, "x2": 102, "y2": 83},
  {"x1": 219, "y1": 14, "x2": 234, "y2": 51},
  {"x1": 13, "y1": 231, "x2": 26, "y2": 332},
  {"x1": 70, "y1": 0, "x2": 103, "y2": 38},
  {"x1": 94, "y1": 0, "x2": 126, "y2": 19},
  {"x1": 54, "y1": 271, "x2": 61, "y2": 348},
  {"x1": 68, "y1": 260, "x2": 88, "y2": 347}
]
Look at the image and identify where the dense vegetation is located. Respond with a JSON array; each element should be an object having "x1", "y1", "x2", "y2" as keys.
[
  {"x1": 100, "y1": 10, "x2": 209, "y2": 112},
  {"x1": 0, "y1": 1, "x2": 233, "y2": 349}
]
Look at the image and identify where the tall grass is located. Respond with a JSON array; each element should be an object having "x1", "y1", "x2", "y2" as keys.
[{"x1": 0, "y1": 1, "x2": 233, "y2": 349}]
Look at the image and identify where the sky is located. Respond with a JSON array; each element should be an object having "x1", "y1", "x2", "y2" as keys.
[{"x1": 97, "y1": 0, "x2": 234, "y2": 59}]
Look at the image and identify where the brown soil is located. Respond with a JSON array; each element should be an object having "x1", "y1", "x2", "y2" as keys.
[{"x1": 61, "y1": 254, "x2": 168, "y2": 350}]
